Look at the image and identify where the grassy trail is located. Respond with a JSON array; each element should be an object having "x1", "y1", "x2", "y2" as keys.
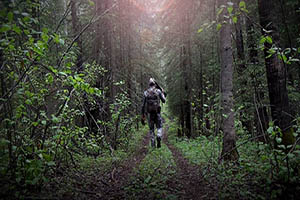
[
  {"x1": 43, "y1": 117, "x2": 214, "y2": 200},
  {"x1": 99, "y1": 118, "x2": 213, "y2": 200}
]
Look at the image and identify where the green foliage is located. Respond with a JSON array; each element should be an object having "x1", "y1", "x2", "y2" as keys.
[
  {"x1": 125, "y1": 146, "x2": 177, "y2": 199},
  {"x1": 0, "y1": 1, "x2": 139, "y2": 198},
  {"x1": 168, "y1": 118, "x2": 300, "y2": 199}
]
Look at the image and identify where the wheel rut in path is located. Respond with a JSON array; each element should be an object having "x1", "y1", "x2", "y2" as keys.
[
  {"x1": 100, "y1": 131, "x2": 151, "y2": 199},
  {"x1": 163, "y1": 126, "x2": 210, "y2": 200}
]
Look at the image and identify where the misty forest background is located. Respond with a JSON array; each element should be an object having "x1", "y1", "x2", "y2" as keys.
[{"x1": 1, "y1": 0, "x2": 300, "y2": 199}]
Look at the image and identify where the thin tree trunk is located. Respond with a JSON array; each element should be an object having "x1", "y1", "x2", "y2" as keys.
[
  {"x1": 219, "y1": 0, "x2": 239, "y2": 161},
  {"x1": 71, "y1": 0, "x2": 83, "y2": 71}
]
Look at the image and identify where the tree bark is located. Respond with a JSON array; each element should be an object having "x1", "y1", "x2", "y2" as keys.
[
  {"x1": 71, "y1": 0, "x2": 83, "y2": 71},
  {"x1": 258, "y1": 0, "x2": 294, "y2": 145},
  {"x1": 219, "y1": 0, "x2": 239, "y2": 161}
]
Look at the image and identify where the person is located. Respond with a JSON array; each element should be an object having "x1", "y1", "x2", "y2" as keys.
[{"x1": 142, "y1": 78, "x2": 166, "y2": 148}]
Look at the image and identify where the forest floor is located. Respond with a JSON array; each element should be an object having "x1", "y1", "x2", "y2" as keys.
[
  {"x1": 40, "y1": 118, "x2": 216, "y2": 200},
  {"x1": 92, "y1": 124, "x2": 215, "y2": 199},
  {"x1": 163, "y1": 126, "x2": 215, "y2": 200},
  {"x1": 24, "y1": 115, "x2": 300, "y2": 200}
]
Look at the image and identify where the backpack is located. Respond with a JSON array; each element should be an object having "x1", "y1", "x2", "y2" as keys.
[{"x1": 146, "y1": 88, "x2": 160, "y2": 113}]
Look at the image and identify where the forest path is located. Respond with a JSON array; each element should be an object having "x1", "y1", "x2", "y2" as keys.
[
  {"x1": 98, "y1": 118, "x2": 215, "y2": 200},
  {"x1": 99, "y1": 131, "x2": 151, "y2": 199},
  {"x1": 163, "y1": 125, "x2": 212, "y2": 200},
  {"x1": 60, "y1": 117, "x2": 216, "y2": 200}
]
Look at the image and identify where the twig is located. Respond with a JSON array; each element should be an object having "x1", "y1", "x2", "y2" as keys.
[
  {"x1": 54, "y1": 2, "x2": 71, "y2": 33},
  {"x1": 1, "y1": 65, "x2": 31, "y2": 99}
]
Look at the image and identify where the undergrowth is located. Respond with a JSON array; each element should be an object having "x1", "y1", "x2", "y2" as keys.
[
  {"x1": 32, "y1": 125, "x2": 149, "y2": 199},
  {"x1": 166, "y1": 117, "x2": 300, "y2": 200},
  {"x1": 125, "y1": 145, "x2": 177, "y2": 200}
]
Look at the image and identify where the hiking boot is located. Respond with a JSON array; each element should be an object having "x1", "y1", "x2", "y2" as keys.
[{"x1": 157, "y1": 137, "x2": 161, "y2": 148}]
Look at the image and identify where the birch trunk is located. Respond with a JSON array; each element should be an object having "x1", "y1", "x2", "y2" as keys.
[{"x1": 219, "y1": 0, "x2": 239, "y2": 161}]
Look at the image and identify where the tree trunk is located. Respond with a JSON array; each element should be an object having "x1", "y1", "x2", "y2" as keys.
[
  {"x1": 71, "y1": 0, "x2": 83, "y2": 71},
  {"x1": 234, "y1": 0, "x2": 253, "y2": 135},
  {"x1": 258, "y1": 0, "x2": 294, "y2": 145},
  {"x1": 246, "y1": 18, "x2": 258, "y2": 65},
  {"x1": 235, "y1": 0, "x2": 246, "y2": 73},
  {"x1": 198, "y1": 47, "x2": 204, "y2": 133},
  {"x1": 219, "y1": 0, "x2": 239, "y2": 161}
]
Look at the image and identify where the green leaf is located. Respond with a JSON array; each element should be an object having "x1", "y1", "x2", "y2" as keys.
[
  {"x1": 267, "y1": 126, "x2": 274, "y2": 134},
  {"x1": 13, "y1": 24, "x2": 21, "y2": 35},
  {"x1": 58, "y1": 72, "x2": 67, "y2": 76},
  {"x1": 287, "y1": 153, "x2": 295, "y2": 159},
  {"x1": 59, "y1": 39, "x2": 65, "y2": 45},
  {"x1": 32, "y1": 122, "x2": 39, "y2": 127},
  {"x1": 197, "y1": 28, "x2": 203, "y2": 33},
  {"x1": 280, "y1": 54, "x2": 288, "y2": 63},
  {"x1": 21, "y1": 12, "x2": 30, "y2": 17},
  {"x1": 217, "y1": 23, "x2": 222, "y2": 31},
  {"x1": 23, "y1": 16, "x2": 30, "y2": 23},
  {"x1": 260, "y1": 36, "x2": 266, "y2": 44},
  {"x1": 267, "y1": 48, "x2": 276, "y2": 55},
  {"x1": 233, "y1": 16, "x2": 238, "y2": 24},
  {"x1": 222, "y1": 114, "x2": 228, "y2": 118},
  {"x1": 42, "y1": 27, "x2": 48, "y2": 34},
  {"x1": 276, "y1": 137, "x2": 282, "y2": 144},
  {"x1": 7, "y1": 12, "x2": 13, "y2": 22},
  {"x1": 42, "y1": 33, "x2": 49, "y2": 42},
  {"x1": 25, "y1": 99, "x2": 32, "y2": 105},
  {"x1": 0, "y1": 10, "x2": 6, "y2": 18},
  {"x1": 265, "y1": 36, "x2": 272, "y2": 44},
  {"x1": 88, "y1": 0, "x2": 95, "y2": 6},
  {"x1": 217, "y1": 7, "x2": 224, "y2": 16},
  {"x1": 53, "y1": 34, "x2": 60, "y2": 43},
  {"x1": 46, "y1": 74, "x2": 53, "y2": 84},
  {"x1": 239, "y1": 1, "x2": 246, "y2": 9},
  {"x1": 89, "y1": 87, "x2": 95, "y2": 94},
  {"x1": 227, "y1": 6, "x2": 233, "y2": 15},
  {"x1": 47, "y1": 161, "x2": 55, "y2": 166},
  {"x1": 52, "y1": 115, "x2": 60, "y2": 123},
  {"x1": 145, "y1": 176, "x2": 151, "y2": 184},
  {"x1": 0, "y1": 24, "x2": 11, "y2": 32}
]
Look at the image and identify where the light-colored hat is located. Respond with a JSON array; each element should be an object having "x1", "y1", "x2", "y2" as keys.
[{"x1": 149, "y1": 78, "x2": 156, "y2": 86}]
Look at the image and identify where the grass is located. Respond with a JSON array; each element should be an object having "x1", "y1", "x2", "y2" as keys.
[
  {"x1": 125, "y1": 145, "x2": 177, "y2": 199},
  {"x1": 38, "y1": 125, "x2": 150, "y2": 199},
  {"x1": 166, "y1": 118, "x2": 300, "y2": 199}
]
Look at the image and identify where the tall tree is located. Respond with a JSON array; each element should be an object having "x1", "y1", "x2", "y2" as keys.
[
  {"x1": 258, "y1": 0, "x2": 294, "y2": 144},
  {"x1": 70, "y1": 0, "x2": 83, "y2": 71},
  {"x1": 219, "y1": 0, "x2": 239, "y2": 161}
]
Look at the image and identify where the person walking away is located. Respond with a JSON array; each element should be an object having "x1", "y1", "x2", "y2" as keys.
[{"x1": 142, "y1": 78, "x2": 166, "y2": 148}]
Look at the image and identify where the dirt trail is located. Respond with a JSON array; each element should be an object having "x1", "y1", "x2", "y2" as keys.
[
  {"x1": 60, "y1": 121, "x2": 214, "y2": 200},
  {"x1": 98, "y1": 132, "x2": 151, "y2": 199},
  {"x1": 163, "y1": 126, "x2": 212, "y2": 200}
]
